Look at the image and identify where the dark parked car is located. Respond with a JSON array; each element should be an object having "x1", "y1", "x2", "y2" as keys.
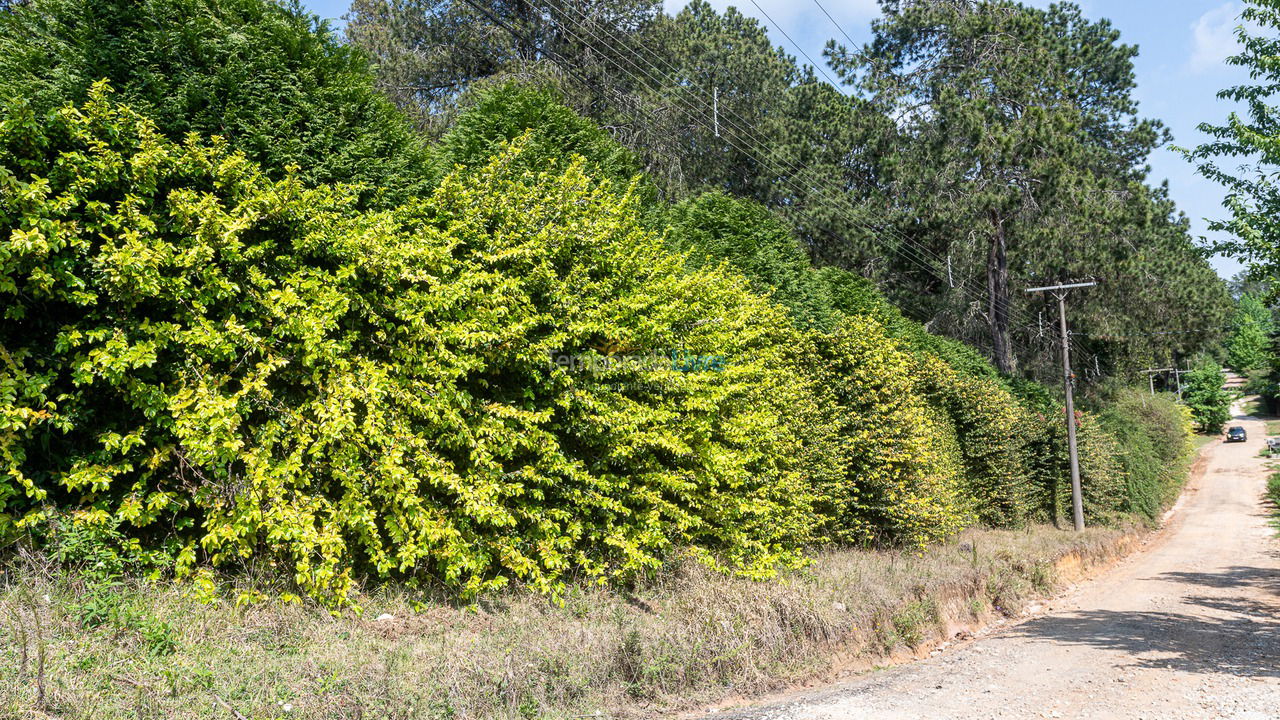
[{"x1": 1226, "y1": 426, "x2": 1247, "y2": 443}]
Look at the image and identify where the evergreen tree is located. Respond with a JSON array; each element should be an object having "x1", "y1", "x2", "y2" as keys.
[
  {"x1": 0, "y1": 0, "x2": 432, "y2": 205},
  {"x1": 827, "y1": 0, "x2": 1227, "y2": 377}
]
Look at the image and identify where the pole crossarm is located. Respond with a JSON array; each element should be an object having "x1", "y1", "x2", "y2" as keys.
[{"x1": 1025, "y1": 281, "x2": 1098, "y2": 294}]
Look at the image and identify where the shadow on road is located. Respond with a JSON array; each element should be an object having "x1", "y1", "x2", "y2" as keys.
[
  {"x1": 1008, "y1": 565, "x2": 1280, "y2": 679},
  {"x1": 1158, "y1": 566, "x2": 1280, "y2": 595}
]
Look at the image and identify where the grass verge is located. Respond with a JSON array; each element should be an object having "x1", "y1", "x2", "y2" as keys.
[{"x1": 0, "y1": 524, "x2": 1141, "y2": 720}]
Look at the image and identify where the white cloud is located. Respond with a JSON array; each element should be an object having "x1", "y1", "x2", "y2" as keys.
[{"x1": 1189, "y1": 2, "x2": 1244, "y2": 74}]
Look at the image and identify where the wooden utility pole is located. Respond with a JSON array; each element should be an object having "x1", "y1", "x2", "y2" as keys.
[
  {"x1": 1026, "y1": 281, "x2": 1096, "y2": 532},
  {"x1": 1142, "y1": 367, "x2": 1175, "y2": 396},
  {"x1": 713, "y1": 86, "x2": 720, "y2": 138},
  {"x1": 1172, "y1": 364, "x2": 1191, "y2": 400}
]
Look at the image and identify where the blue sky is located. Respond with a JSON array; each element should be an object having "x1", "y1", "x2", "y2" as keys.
[{"x1": 303, "y1": 0, "x2": 1255, "y2": 279}]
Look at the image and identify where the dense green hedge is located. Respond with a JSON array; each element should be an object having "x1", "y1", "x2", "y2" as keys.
[
  {"x1": 802, "y1": 320, "x2": 969, "y2": 547},
  {"x1": 0, "y1": 88, "x2": 843, "y2": 602},
  {"x1": 1098, "y1": 389, "x2": 1194, "y2": 520},
  {"x1": 0, "y1": 76, "x2": 1199, "y2": 604}
]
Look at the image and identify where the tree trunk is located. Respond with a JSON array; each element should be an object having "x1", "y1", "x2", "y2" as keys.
[{"x1": 987, "y1": 211, "x2": 1017, "y2": 374}]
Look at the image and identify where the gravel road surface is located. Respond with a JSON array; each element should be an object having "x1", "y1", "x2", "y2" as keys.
[{"x1": 711, "y1": 405, "x2": 1280, "y2": 720}]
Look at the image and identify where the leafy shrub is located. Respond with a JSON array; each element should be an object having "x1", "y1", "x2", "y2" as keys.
[
  {"x1": 667, "y1": 191, "x2": 839, "y2": 330},
  {"x1": 1015, "y1": 406, "x2": 1068, "y2": 524},
  {"x1": 1183, "y1": 359, "x2": 1232, "y2": 433},
  {"x1": 0, "y1": 0, "x2": 431, "y2": 206},
  {"x1": 1010, "y1": 381, "x2": 1134, "y2": 526},
  {"x1": 431, "y1": 81, "x2": 648, "y2": 199},
  {"x1": 802, "y1": 318, "x2": 969, "y2": 547},
  {"x1": 1098, "y1": 389, "x2": 1192, "y2": 519},
  {"x1": 0, "y1": 88, "x2": 822, "y2": 603},
  {"x1": 916, "y1": 356, "x2": 1031, "y2": 526},
  {"x1": 1074, "y1": 412, "x2": 1128, "y2": 523}
]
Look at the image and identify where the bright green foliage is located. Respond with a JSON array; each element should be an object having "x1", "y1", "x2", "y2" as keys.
[
  {"x1": 667, "y1": 191, "x2": 838, "y2": 330},
  {"x1": 1185, "y1": 0, "x2": 1280, "y2": 284},
  {"x1": 917, "y1": 357, "x2": 1031, "y2": 527},
  {"x1": 1074, "y1": 411, "x2": 1127, "y2": 524},
  {"x1": 0, "y1": 88, "x2": 825, "y2": 603},
  {"x1": 1227, "y1": 294, "x2": 1274, "y2": 371},
  {"x1": 0, "y1": 0, "x2": 431, "y2": 206},
  {"x1": 1021, "y1": 407, "x2": 1126, "y2": 526},
  {"x1": 430, "y1": 82, "x2": 647, "y2": 195},
  {"x1": 1015, "y1": 406, "x2": 1069, "y2": 525},
  {"x1": 349, "y1": 0, "x2": 1230, "y2": 380},
  {"x1": 0, "y1": 45, "x2": 1208, "y2": 609},
  {"x1": 803, "y1": 319, "x2": 969, "y2": 547},
  {"x1": 1228, "y1": 315, "x2": 1271, "y2": 372},
  {"x1": 1098, "y1": 390, "x2": 1193, "y2": 520},
  {"x1": 1183, "y1": 360, "x2": 1233, "y2": 434}
]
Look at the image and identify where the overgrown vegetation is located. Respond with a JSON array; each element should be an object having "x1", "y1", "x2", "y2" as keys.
[
  {"x1": 0, "y1": 0, "x2": 1207, "y2": 613},
  {"x1": 0, "y1": 0, "x2": 1232, "y2": 715},
  {"x1": 0, "y1": 524, "x2": 1138, "y2": 719},
  {"x1": 0, "y1": 0, "x2": 433, "y2": 206},
  {"x1": 349, "y1": 0, "x2": 1232, "y2": 377},
  {"x1": 1098, "y1": 390, "x2": 1196, "y2": 520}
]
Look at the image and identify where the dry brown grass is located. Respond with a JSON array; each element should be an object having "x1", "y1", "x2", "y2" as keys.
[{"x1": 0, "y1": 524, "x2": 1137, "y2": 720}]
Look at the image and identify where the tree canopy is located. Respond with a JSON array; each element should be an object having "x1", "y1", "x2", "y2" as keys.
[
  {"x1": 0, "y1": 0, "x2": 433, "y2": 205},
  {"x1": 350, "y1": 0, "x2": 1229, "y2": 382},
  {"x1": 1186, "y1": 0, "x2": 1280, "y2": 287}
]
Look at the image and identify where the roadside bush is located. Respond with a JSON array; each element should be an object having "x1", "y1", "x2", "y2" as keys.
[
  {"x1": 431, "y1": 81, "x2": 647, "y2": 197},
  {"x1": 1010, "y1": 380, "x2": 1132, "y2": 526},
  {"x1": 667, "y1": 191, "x2": 839, "y2": 331},
  {"x1": 1075, "y1": 412, "x2": 1128, "y2": 523},
  {"x1": 802, "y1": 319, "x2": 970, "y2": 547},
  {"x1": 1018, "y1": 408, "x2": 1068, "y2": 524},
  {"x1": 916, "y1": 356, "x2": 1031, "y2": 527},
  {"x1": 1098, "y1": 389, "x2": 1192, "y2": 519},
  {"x1": 0, "y1": 89, "x2": 824, "y2": 603}
]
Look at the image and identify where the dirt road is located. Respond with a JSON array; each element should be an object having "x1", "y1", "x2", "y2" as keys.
[{"x1": 714, "y1": 408, "x2": 1280, "y2": 720}]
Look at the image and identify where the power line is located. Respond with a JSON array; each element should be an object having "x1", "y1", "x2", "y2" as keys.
[
  {"x1": 591, "y1": 2, "x2": 1099, "y2": 375},
  {"x1": 1025, "y1": 281, "x2": 1096, "y2": 532},
  {"x1": 548, "y1": 0, "x2": 1036, "y2": 326},
  {"x1": 543, "y1": 0, "x2": 1008, "y2": 317},
  {"x1": 565, "y1": 1, "x2": 1108, "y2": 376},
  {"x1": 746, "y1": 0, "x2": 847, "y2": 91},
  {"x1": 810, "y1": 0, "x2": 859, "y2": 49}
]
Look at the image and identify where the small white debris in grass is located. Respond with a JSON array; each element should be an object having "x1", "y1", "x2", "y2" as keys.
[{"x1": 375, "y1": 613, "x2": 395, "y2": 622}]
